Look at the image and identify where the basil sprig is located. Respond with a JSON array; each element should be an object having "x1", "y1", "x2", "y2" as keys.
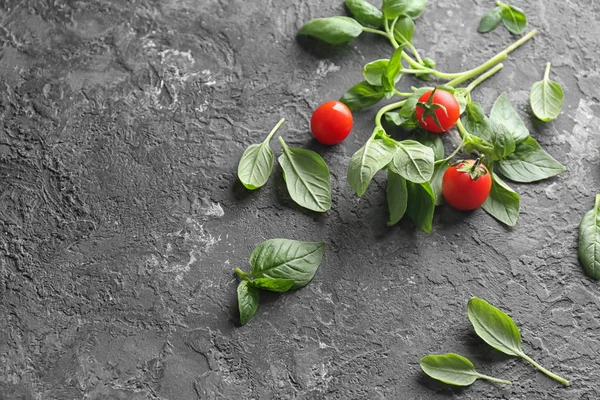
[{"x1": 478, "y1": 1, "x2": 527, "y2": 35}]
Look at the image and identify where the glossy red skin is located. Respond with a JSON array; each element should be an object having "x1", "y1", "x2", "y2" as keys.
[
  {"x1": 442, "y1": 161, "x2": 492, "y2": 211},
  {"x1": 310, "y1": 100, "x2": 353, "y2": 145},
  {"x1": 415, "y1": 89, "x2": 460, "y2": 133}
]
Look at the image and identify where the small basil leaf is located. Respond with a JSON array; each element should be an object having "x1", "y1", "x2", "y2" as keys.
[
  {"x1": 298, "y1": 16, "x2": 363, "y2": 45},
  {"x1": 421, "y1": 353, "x2": 511, "y2": 386},
  {"x1": 278, "y1": 138, "x2": 331, "y2": 212},
  {"x1": 453, "y1": 88, "x2": 470, "y2": 114},
  {"x1": 465, "y1": 134, "x2": 494, "y2": 156},
  {"x1": 478, "y1": 7, "x2": 502, "y2": 33},
  {"x1": 406, "y1": 180, "x2": 435, "y2": 233},
  {"x1": 389, "y1": 140, "x2": 435, "y2": 183},
  {"x1": 250, "y1": 239, "x2": 326, "y2": 289},
  {"x1": 249, "y1": 278, "x2": 295, "y2": 293},
  {"x1": 530, "y1": 63, "x2": 564, "y2": 122},
  {"x1": 408, "y1": 130, "x2": 445, "y2": 161},
  {"x1": 382, "y1": 47, "x2": 404, "y2": 94},
  {"x1": 386, "y1": 170, "x2": 408, "y2": 226},
  {"x1": 467, "y1": 297, "x2": 523, "y2": 356},
  {"x1": 462, "y1": 102, "x2": 494, "y2": 142},
  {"x1": 340, "y1": 81, "x2": 386, "y2": 111},
  {"x1": 363, "y1": 59, "x2": 390, "y2": 86},
  {"x1": 430, "y1": 159, "x2": 450, "y2": 206},
  {"x1": 382, "y1": 0, "x2": 427, "y2": 19},
  {"x1": 481, "y1": 172, "x2": 520, "y2": 226},
  {"x1": 385, "y1": 111, "x2": 408, "y2": 126},
  {"x1": 498, "y1": 137, "x2": 566, "y2": 182},
  {"x1": 344, "y1": 0, "x2": 384, "y2": 27},
  {"x1": 500, "y1": 3, "x2": 527, "y2": 35},
  {"x1": 393, "y1": 15, "x2": 414, "y2": 45},
  {"x1": 348, "y1": 132, "x2": 397, "y2": 196},
  {"x1": 238, "y1": 281, "x2": 260, "y2": 325},
  {"x1": 579, "y1": 194, "x2": 600, "y2": 279},
  {"x1": 490, "y1": 93, "x2": 529, "y2": 143},
  {"x1": 490, "y1": 121, "x2": 516, "y2": 161},
  {"x1": 399, "y1": 87, "x2": 431, "y2": 118}
]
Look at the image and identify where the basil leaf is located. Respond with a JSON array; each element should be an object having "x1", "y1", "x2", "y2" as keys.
[
  {"x1": 382, "y1": 47, "x2": 404, "y2": 96},
  {"x1": 386, "y1": 170, "x2": 408, "y2": 226},
  {"x1": 278, "y1": 138, "x2": 331, "y2": 212},
  {"x1": 382, "y1": 0, "x2": 427, "y2": 19},
  {"x1": 248, "y1": 278, "x2": 295, "y2": 293},
  {"x1": 481, "y1": 172, "x2": 520, "y2": 226},
  {"x1": 490, "y1": 93, "x2": 529, "y2": 143},
  {"x1": 393, "y1": 15, "x2": 414, "y2": 45},
  {"x1": 340, "y1": 81, "x2": 385, "y2": 111},
  {"x1": 453, "y1": 88, "x2": 470, "y2": 114},
  {"x1": 465, "y1": 134, "x2": 494, "y2": 157},
  {"x1": 348, "y1": 132, "x2": 397, "y2": 196},
  {"x1": 237, "y1": 118, "x2": 285, "y2": 190},
  {"x1": 530, "y1": 62, "x2": 564, "y2": 122},
  {"x1": 384, "y1": 111, "x2": 409, "y2": 127},
  {"x1": 578, "y1": 194, "x2": 600, "y2": 279},
  {"x1": 421, "y1": 353, "x2": 512, "y2": 386},
  {"x1": 389, "y1": 140, "x2": 435, "y2": 183},
  {"x1": 238, "y1": 281, "x2": 259, "y2": 325},
  {"x1": 490, "y1": 121, "x2": 516, "y2": 161},
  {"x1": 363, "y1": 59, "x2": 389, "y2": 86},
  {"x1": 430, "y1": 159, "x2": 450, "y2": 206},
  {"x1": 298, "y1": 17, "x2": 364, "y2": 45},
  {"x1": 399, "y1": 87, "x2": 431, "y2": 118},
  {"x1": 250, "y1": 239, "x2": 326, "y2": 289},
  {"x1": 500, "y1": 3, "x2": 527, "y2": 35},
  {"x1": 468, "y1": 297, "x2": 523, "y2": 356},
  {"x1": 344, "y1": 0, "x2": 384, "y2": 28},
  {"x1": 462, "y1": 102, "x2": 493, "y2": 142},
  {"x1": 408, "y1": 130, "x2": 444, "y2": 161},
  {"x1": 478, "y1": 7, "x2": 502, "y2": 33},
  {"x1": 406, "y1": 180, "x2": 435, "y2": 233},
  {"x1": 498, "y1": 137, "x2": 566, "y2": 182}
]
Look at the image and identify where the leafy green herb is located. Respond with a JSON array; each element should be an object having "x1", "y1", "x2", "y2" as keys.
[
  {"x1": 249, "y1": 278, "x2": 295, "y2": 292},
  {"x1": 499, "y1": 2, "x2": 527, "y2": 35},
  {"x1": 392, "y1": 15, "x2": 415, "y2": 45},
  {"x1": 578, "y1": 194, "x2": 600, "y2": 279},
  {"x1": 389, "y1": 140, "x2": 435, "y2": 184},
  {"x1": 278, "y1": 137, "x2": 331, "y2": 212},
  {"x1": 498, "y1": 137, "x2": 566, "y2": 182},
  {"x1": 344, "y1": 0, "x2": 384, "y2": 28},
  {"x1": 481, "y1": 172, "x2": 520, "y2": 226},
  {"x1": 530, "y1": 62, "x2": 564, "y2": 122},
  {"x1": 489, "y1": 121, "x2": 515, "y2": 161},
  {"x1": 340, "y1": 81, "x2": 386, "y2": 110},
  {"x1": 237, "y1": 280, "x2": 259, "y2": 325},
  {"x1": 490, "y1": 93, "x2": 529, "y2": 143},
  {"x1": 478, "y1": 7, "x2": 502, "y2": 33},
  {"x1": 467, "y1": 297, "x2": 569, "y2": 386},
  {"x1": 382, "y1": 0, "x2": 427, "y2": 20},
  {"x1": 363, "y1": 59, "x2": 400, "y2": 86},
  {"x1": 406, "y1": 180, "x2": 435, "y2": 232},
  {"x1": 386, "y1": 169, "x2": 408, "y2": 226},
  {"x1": 420, "y1": 353, "x2": 512, "y2": 386},
  {"x1": 408, "y1": 130, "x2": 445, "y2": 161},
  {"x1": 399, "y1": 87, "x2": 431, "y2": 118},
  {"x1": 463, "y1": 102, "x2": 494, "y2": 143},
  {"x1": 430, "y1": 159, "x2": 450, "y2": 206},
  {"x1": 237, "y1": 118, "x2": 285, "y2": 190},
  {"x1": 348, "y1": 131, "x2": 397, "y2": 196},
  {"x1": 383, "y1": 47, "x2": 404, "y2": 97},
  {"x1": 298, "y1": 16, "x2": 364, "y2": 44}
]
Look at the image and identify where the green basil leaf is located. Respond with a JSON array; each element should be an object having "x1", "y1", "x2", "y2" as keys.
[
  {"x1": 406, "y1": 180, "x2": 435, "y2": 233},
  {"x1": 500, "y1": 4, "x2": 527, "y2": 35},
  {"x1": 382, "y1": 47, "x2": 404, "y2": 95},
  {"x1": 298, "y1": 16, "x2": 364, "y2": 44},
  {"x1": 340, "y1": 81, "x2": 386, "y2": 111},
  {"x1": 478, "y1": 7, "x2": 502, "y2": 33},
  {"x1": 465, "y1": 134, "x2": 494, "y2": 156},
  {"x1": 278, "y1": 138, "x2": 331, "y2": 212},
  {"x1": 389, "y1": 140, "x2": 435, "y2": 183},
  {"x1": 481, "y1": 172, "x2": 520, "y2": 226},
  {"x1": 462, "y1": 102, "x2": 494, "y2": 142},
  {"x1": 579, "y1": 194, "x2": 600, "y2": 279},
  {"x1": 250, "y1": 239, "x2": 326, "y2": 289},
  {"x1": 490, "y1": 121, "x2": 516, "y2": 161},
  {"x1": 408, "y1": 130, "x2": 444, "y2": 161},
  {"x1": 393, "y1": 15, "x2": 414, "y2": 45},
  {"x1": 490, "y1": 93, "x2": 529, "y2": 143},
  {"x1": 467, "y1": 297, "x2": 523, "y2": 356},
  {"x1": 498, "y1": 137, "x2": 566, "y2": 182},
  {"x1": 238, "y1": 281, "x2": 260, "y2": 325},
  {"x1": 248, "y1": 278, "x2": 295, "y2": 293},
  {"x1": 453, "y1": 88, "x2": 470, "y2": 115},
  {"x1": 363, "y1": 59, "x2": 389, "y2": 86},
  {"x1": 382, "y1": 0, "x2": 427, "y2": 19},
  {"x1": 344, "y1": 0, "x2": 384, "y2": 27},
  {"x1": 348, "y1": 132, "x2": 397, "y2": 196},
  {"x1": 430, "y1": 159, "x2": 450, "y2": 206},
  {"x1": 399, "y1": 87, "x2": 431, "y2": 118},
  {"x1": 530, "y1": 63, "x2": 564, "y2": 122},
  {"x1": 384, "y1": 111, "x2": 408, "y2": 126},
  {"x1": 386, "y1": 170, "x2": 408, "y2": 226},
  {"x1": 421, "y1": 353, "x2": 511, "y2": 386}
]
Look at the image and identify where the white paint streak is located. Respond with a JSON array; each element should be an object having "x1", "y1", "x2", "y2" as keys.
[{"x1": 315, "y1": 61, "x2": 340, "y2": 79}]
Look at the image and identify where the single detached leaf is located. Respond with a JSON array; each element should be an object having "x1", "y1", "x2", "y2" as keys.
[
  {"x1": 406, "y1": 180, "x2": 435, "y2": 233},
  {"x1": 389, "y1": 140, "x2": 435, "y2": 183},
  {"x1": 237, "y1": 118, "x2": 285, "y2": 190},
  {"x1": 490, "y1": 93, "x2": 529, "y2": 143},
  {"x1": 250, "y1": 239, "x2": 326, "y2": 289},
  {"x1": 340, "y1": 81, "x2": 385, "y2": 111},
  {"x1": 386, "y1": 170, "x2": 408, "y2": 226},
  {"x1": 500, "y1": 3, "x2": 527, "y2": 35},
  {"x1": 348, "y1": 132, "x2": 397, "y2": 196},
  {"x1": 467, "y1": 297, "x2": 523, "y2": 357},
  {"x1": 421, "y1": 353, "x2": 511, "y2": 386},
  {"x1": 530, "y1": 63, "x2": 564, "y2": 122},
  {"x1": 481, "y1": 172, "x2": 520, "y2": 226},
  {"x1": 278, "y1": 138, "x2": 331, "y2": 212},
  {"x1": 238, "y1": 281, "x2": 259, "y2": 325},
  {"x1": 344, "y1": 0, "x2": 384, "y2": 27},
  {"x1": 393, "y1": 15, "x2": 414, "y2": 45},
  {"x1": 408, "y1": 130, "x2": 444, "y2": 161},
  {"x1": 298, "y1": 17, "x2": 363, "y2": 44},
  {"x1": 382, "y1": 0, "x2": 427, "y2": 19},
  {"x1": 248, "y1": 277, "x2": 295, "y2": 293},
  {"x1": 498, "y1": 137, "x2": 566, "y2": 182},
  {"x1": 579, "y1": 194, "x2": 600, "y2": 279},
  {"x1": 430, "y1": 159, "x2": 450, "y2": 206},
  {"x1": 478, "y1": 7, "x2": 502, "y2": 33}
]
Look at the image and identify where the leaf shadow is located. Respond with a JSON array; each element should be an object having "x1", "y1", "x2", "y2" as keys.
[
  {"x1": 462, "y1": 330, "x2": 514, "y2": 365},
  {"x1": 231, "y1": 178, "x2": 261, "y2": 202}
]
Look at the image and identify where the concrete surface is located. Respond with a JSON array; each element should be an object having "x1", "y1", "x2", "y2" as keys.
[{"x1": 1, "y1": 0, "x2": 599, "y2": 399}]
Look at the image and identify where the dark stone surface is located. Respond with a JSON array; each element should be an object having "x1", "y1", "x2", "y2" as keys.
[{"x1": 1, "y1": 0, "x2": 599, "y2": 399}]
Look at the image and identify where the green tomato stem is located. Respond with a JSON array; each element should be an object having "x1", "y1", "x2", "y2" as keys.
[
  {"x1": 456, "y1": 118, "x2": 469, "y2": 140},
  {"x1": 264, "y1": 118, "x2": 286, "y2": 144},
  {"x1": 465, "y1": 63, "x2": 504, "y2": 93},
  {"x1": 443, "y1": 139, "x2": 466, "y2": 163},
  {"x1": 361, "y1": 26, "x2": 390, "y2": 38},
  {"x1": 544, "y1": 62, "x2": 552, "y2": 81},
  {"x1": 383, "y1": 18, "x2": 401, "y2": 49},
  {"x1": 235, "y1": 268, "x2": 249, "y2": 280},
  {"x1": 375, "y1": 100, "x2": 407, "y2": 130},
  {"x1": 477, "y1": 373, "x2": 512, "y2": 385},
  {"x1": 406, "y1": 42, "x2": 424, "y2": 64},
  {"x1": 520, "y1": 353, "x2": 569, "y2": 386}
]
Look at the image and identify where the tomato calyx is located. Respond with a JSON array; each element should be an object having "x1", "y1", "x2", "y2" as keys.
[
  {"x1": 416, "y1": 87, "x2": 449, "y2": 131},
  {"x1": 453, "y1": 156, "x2": 489, "y2": 181}
]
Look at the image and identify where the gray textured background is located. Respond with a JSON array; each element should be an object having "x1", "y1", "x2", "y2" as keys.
[{"x1": 1, "y1": 0, "x2": 599, "y2": 399}]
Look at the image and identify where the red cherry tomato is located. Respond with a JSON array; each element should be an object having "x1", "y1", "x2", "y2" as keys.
[
  {"x1": 310, "y1": 100, "x2": 353, "y2": 145},
  {"x1": 442, "y1": 159, "x2": 492, "y2": 211},
  {"x1": 415, "y1": 89, "x2": 460, "y2": 133}
]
